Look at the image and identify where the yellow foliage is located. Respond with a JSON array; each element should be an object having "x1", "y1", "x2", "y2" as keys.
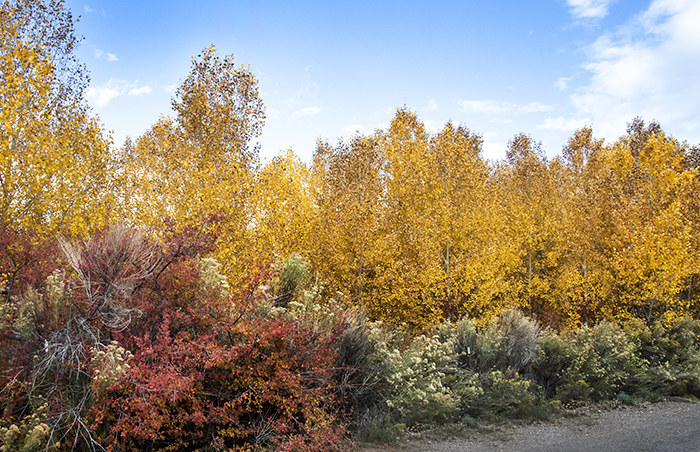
[
  {"x1": 0, "y1": 0, "x2": 114, "y2": 237},
  {"x1": 118, "y1": 46, "x2": 265, "y2": 286}
]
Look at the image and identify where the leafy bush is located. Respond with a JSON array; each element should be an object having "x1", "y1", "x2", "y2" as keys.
[
  {"x1": 563, "y1": 321, "x2": 639, "y2": 399},
  {"x1": 451, "y1": 309, "x2": 541, "y2": 375},
  {"x1": 462, "y1": 370, "x2": 539, "y2": 421},
  {"x1": 382, "y1": 333, "x2": 458, "y2": 425}
]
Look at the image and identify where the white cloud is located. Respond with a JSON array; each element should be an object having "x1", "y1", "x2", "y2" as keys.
[
  {"x1": 423, "y1": 119, "x2": 444, "y2": 134},
  {"x1": 571, "y1": 0, "x2": 700, "y2": 141},
  {"x1": 292, "y1": 106, "x2": 321, "y2": 118},
  {"x1": 86, "y1": 79, "x2": 151, "y2": 109},
  {"x1": 426, "y1": 98, "x2": 438, "y2": 111},
  {"x1": 556, "y1": 77, "x2": 573, "y2": 91},
  {"x1": 266, "y1": 107, "x2": 280, "y2": 120},
  {"x1": 91, "y1": 45, "x2": 118, "y2": 62},
  {"x1": 538, "y1": 116, "x2": 590, "y2": 132},
  {"x1": 459, "y1": 100, "x2": 555, "y2": 114},
  {"x1": 163, "y1": 83, "x2": 178, "y2": 93},
  {"x1": 84, "y1": 5, "x2": 95, "y2": 13},
  {"x1": 567, "y1": 0, "x2": 615, "y2": 20},
  {"x1": 128, "y1": 85, "x2": 152, "y2": 96},
  {"x1": 86, "y1": 79, "x2": 128, "y2": 109}
]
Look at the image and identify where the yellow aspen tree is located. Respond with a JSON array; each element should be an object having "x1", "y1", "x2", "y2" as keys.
[
  {"x1": 427, "y1": 122, "x2": 511, "y2": 323},
  {"x1": 376, "y1": 108, "x2": 443, "y2": 330},
  {"x1": 0, "y1": 0, "x2": 113, "y2": 237},
  {"x1": 680, "y1": 145, "x2": 700, "y2": 316},
  {"x1": 252, "y1": 149, "x2": 314, "y2": 265},
  {"x1": 119, "y1": 46, "x2": 264, "y2": 286},
  {"x1": 498, "y1": 133, "x2": 564, "y2": 324},
  {"x1": 309, "y1": 134, "x2": 386, "y2": 309},
  {"x1": 604, "y1": 122, "x2": 696, "y2": 324},
  {"x1": 554, "y1": 127, "x2": 615, "y2": 327}
]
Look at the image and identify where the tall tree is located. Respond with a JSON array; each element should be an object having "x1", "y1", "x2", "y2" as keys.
[
  {"x1": 120, "y1": 46, "x2": 265, "y2": 285},
  {"x1": 252, "y1": 149, "x2": 314, "y2": 264},
  {"x1": 0, "y1": 0, "x2": 113, "y2": 237},
  {"x1": 554, "y1": 127, "x2": 614, "y2": 327},
  {"x1": 604, "y1": 121, "x2": 696, "y2": 323},
  {"x1": 499, "y1": 133, "x2": 563, "y2": 323},
  {"x1": 310, "y1": 134, "x2": 386, "y2": 308}
]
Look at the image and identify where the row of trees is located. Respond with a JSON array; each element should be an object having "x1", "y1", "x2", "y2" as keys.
[
  {"x1": 2, "y1": 0, "x2": 699, "y2": 333},
  {"x1": 307, "y1": 113, "x2": 699, "y2": 330}
]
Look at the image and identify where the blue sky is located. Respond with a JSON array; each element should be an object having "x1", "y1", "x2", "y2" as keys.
[{"x1": 66, "y1": 0, "x2": 700, "y2": 163}]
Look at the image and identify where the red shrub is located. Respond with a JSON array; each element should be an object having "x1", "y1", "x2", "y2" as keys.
[{"x1": 90, "y1": 256, "x2": 348, "y2": 451}]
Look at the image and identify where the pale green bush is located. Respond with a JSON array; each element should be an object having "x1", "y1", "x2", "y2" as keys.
[
  {"x1": 382, "y1": 332, "x2": 458, "y2": 425},
  {"x1": 0, "y1": 404, "x2": 59, "y2": 452},
  {"x1": 463, "y1": 370, "x2": 538, "y2": 420},
  {"x1": 449, "y1": 309, "x2": 541, "y2": 375}
]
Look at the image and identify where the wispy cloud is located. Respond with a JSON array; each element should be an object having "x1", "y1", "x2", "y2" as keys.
[
  {"x1": 285, "y1": 66, "x2": 319, "y2": 109},
  {"x1": 556, "y1": 77, "x2": 573, "y2": 91},
  {"x1": 571, "y1": 0, "x2": 700, "y2": 140},
  {"x1": 538, "y1": 116, "x2": 590, "y2": 132},
  {"x1": 84, "y1": 5, "x2": 95, "y2": 13},
  {"x1": 458, "y1": 100, "x2": 555, "y2": 114},
  {"x1": 292, "y1": 106, "x2": 321, "y2": 118},
  {"x1": 267, "y1": 107, "x2": 280, "y2": 120},
  {"x1": 567, "y1": 0, "x2": 615, "y2": 20},
  {"x1": 91, "y1": 45, "x2": 118, "y2": 62},
  {"x1": 128, "y1": 86, "x2": 152, "y2": 96},
  {"x1": 426, "y1": 98, "x2": 438, "y2": 112},
  {"x1": 423, "y1": 119, "x2": 444, "y2": 133},
  {"x1": 163, "y1": 83, "x2": 178, "y2": 93},
  {"x1": 86, "y1": 79, "x2": 151, "y2": 109}
]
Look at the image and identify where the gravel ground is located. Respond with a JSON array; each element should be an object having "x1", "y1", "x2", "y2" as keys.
[{"x1": 358, "y1": 400, "x2": 700, "y2": 452}]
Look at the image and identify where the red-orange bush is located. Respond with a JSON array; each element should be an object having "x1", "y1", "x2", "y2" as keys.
[{"x1": 89, "y1": 247, "x2": 348, "y2": 451}]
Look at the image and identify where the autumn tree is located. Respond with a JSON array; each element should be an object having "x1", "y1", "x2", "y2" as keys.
[
  {"x1": 119, "y1": 46, "x2": 265, "y2": 286},
  {"x1": 602, "y1": 120, "x2": 697, "y2": 323},
  {"x1": 681, "y1": 144, "x2": 700, "y2": 315},
  {"x1": 371, "y1": 108, "x2": 444, "y2": 329},
  {"x1": 0, "y1": 0, "x2": 113, "y2": 237},
  {"x1": 426, "y1": 121, "x2": 513, "y2": 323},
  {"x1": 310, "y1": 134, "x2": 386, "y2": 308},
  {"x1": 553, "y1": 127, "x2": 615, "y2": 327},
  {"x1": 497, "y1": 133, "x2": 564, "y2": 324},
  {"x1": 251, "y1": 149, "x2": 315, "y2": 265}
]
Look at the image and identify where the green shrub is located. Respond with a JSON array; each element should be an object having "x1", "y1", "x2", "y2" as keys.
[
  {"x1": 616, "y1": 391, "x2": 636, "y2": 405},
  {"x1": 383, "y1": 333, "x2": 459, "y2": 425},
  {"x1": 451, "y1": 309, "x2": 541, "y2": 375},
  {"x1": 462, "y1": 370, "x2": 539, "y2": 421},
  {"x1": 533, "y1": 329, "x2": 573, "y2": 398},
  {"x1": 559, "y1": 321, "x2": 639, "y2": 400}
]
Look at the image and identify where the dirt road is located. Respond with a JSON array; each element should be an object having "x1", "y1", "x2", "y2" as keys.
[{"x1": 361, "y1": 400, "x2": 700, "y2": 452}]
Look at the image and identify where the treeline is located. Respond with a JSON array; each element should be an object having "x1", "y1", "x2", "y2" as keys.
[
  {"x1": 2, "y1": 1, "x2": 699, "y2": 332},
  {"x1": 307, "y1": 113, "x2": 700, "y2": 330}
]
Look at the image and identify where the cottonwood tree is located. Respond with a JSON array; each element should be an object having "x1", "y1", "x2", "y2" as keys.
[
  {"x1": 120, "y1": 46, "x2": 265, "y2": 285},
  {"x1": 0, "y1": 0, "x2": 113, "y2": 237},
  {"x1": 310, "y1": 134, "x2": 386, "y2": 309}
]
